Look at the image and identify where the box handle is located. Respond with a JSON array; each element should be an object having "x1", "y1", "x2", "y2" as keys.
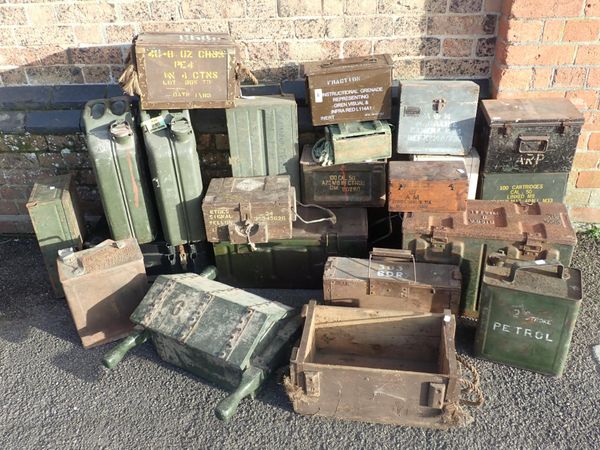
[
  {"x1": 319, "y1": 57, "x2": 378, "y2": 68},
  {"x1": 517, "y1": 135, "x2": 549, "y2": 154},
  {"x1": 507, "y1": 259, "x2": 565, "y2": 283}
]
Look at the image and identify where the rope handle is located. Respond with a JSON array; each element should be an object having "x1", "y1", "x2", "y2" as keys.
[
  {"x1": 456, "y1": 355, "x2": 484, "y2": 408},
  {"x1": 295, "y1": 201, "x2": 337, "y2": 225},
  {"x1": 235, "y1": 62, "x2": 259, "y2": 85}
]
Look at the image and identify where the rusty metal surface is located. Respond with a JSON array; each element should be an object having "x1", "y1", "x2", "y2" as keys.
[
  {"x1": 304, "y1": 54, "x2": 393, "y2": 126},
  {"x1": 388, "y1": 161, "x2": 468, "y2": 212},
  {"x1": 202, "y1": 175, "x2": 296, "y2": 243},
  {"x1": 58, "y1": 239, "x2": 147, "y2": 349},
  {"x1": 481, "y1": 98, "x2": 584, "y2": 125},
  {"x1": 135, "y1": 32, "x2": 239, "y2": 110}
]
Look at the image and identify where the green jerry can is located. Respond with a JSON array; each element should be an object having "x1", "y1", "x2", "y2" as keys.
[
  {"x1": 478, "y1": 172, "x2": 568, "y2": 203},
  {"x1": 26, "y1": 174, "x2": 86, "y2": 298},
  {"x1": 402, "y1": 201, "x2": 577, "y2": 319},
  {"x1": 226, "y1": 94, "x2": 300, "y2": 195},
  {"x1": 103, "y1": 267, "x2": 302, "y2": 421},
  {"x1": 212, "y1": 206, "x2": 368, "y2": 288},
  {"x1": 140, "y1": 109, "x2": 206, "y2": 246},
  {"x1": 475, "y1": 255, "x2": 582, "y2": 376},
  {"x1": 82, "y1": 97, "x2": 158, "y2": 244}
]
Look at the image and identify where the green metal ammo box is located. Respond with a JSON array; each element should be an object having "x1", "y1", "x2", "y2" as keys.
[
  {"x1": 226, "y1": 94, "x2": 300, "y2": 195},
  {"x1": 402, "y1": 201, "x2": 577, "y2": 319},
  {"x1": 82, "y1": 97, "x2": 158, "y2": 244},
  {"x1": 213, "y1": 207, "x2": 368, "y2": 288},
  {"x1": 478, "y1": 172, "x2": 568, "y2": 203},
  {"x1": 26, "y1": 174, "x2": 85, "y2": 298},
  {"x1": 140, "y1": 109, "x2": 206, "y2": 246},
  {"x1": 103, "y1": 269, "x2": 302, "y2": 421},
  {"x1": 475, "y1": 255, "x2": 582, "y2": 376},
  {"x1": 324, "y1": 120, "x2": 391, "y2": 164}
]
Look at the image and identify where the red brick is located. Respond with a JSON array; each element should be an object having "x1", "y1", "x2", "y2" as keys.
[
  {"x1": 573, "y1": 152, "x2": 600, "y2": 169},
  {"x1": 578, "y1": 131, "x2": 590, "y2": 149},
  {"x1": 570, "y1": 207, "x2": 600, "y2": 222},
  {"x1": 499, "y1": 44, "x2": 575, "y2": 65},
  {"x1": 576, "y1": 171, "x2": 600, "y2": 187},
  {"x1": 442, "y1": 38, "x2": 473, "y2": 57},
  {"x1": 496, "y1": 90, "x2": 567, "y2": 99},
  {"x1": 583, "y1": 111, "x2": 600, "y2": 131},
  {"x1": 563, "y1": 19, "x2": 600, "y2": 42},
  {"x1": 509, "y1": 0, "x2": 583, "y2": 18},
  {"x1": 20, "y1": 46, "x2": 69, "y2": 65},
  {"x1": 585, "y1": 0, "x2": 600, "y2": 16},
  {"x1": 589, "y1": 132, "x2": 600, "y2": 150},
  {"x1": 485, "y1": 0, "x2": 503, "y2": 13},
  {"x1": 427, "y1": 15, "x2": 496, "y2": 36},
  {"x1": 575, "y1": 45, "x2": 600, "y2": 64},
  {"x1": 494, "y1": 66, "x2": 532, "y2": 90},
  {"x1": 343, "y1": 40, "x2": 373, "y2": 58},
  {"x1": 553, "y1": 67, "x2": 587, "y2": 87},
  {"x1": 498, "y1": 17, "x2": 543, "y2": 42},
  {"x1": 532, "y1": 67, "x2": 553, "y2": 89},
  {"x1": 589, "y1": 68, "x2": 600, "y2": 88},
  {"x1": 68, "y1": 46, "x2": 123, "y2": 65},
  {"x1": 542, "y1": 19, "x2": 564, "y2": 42},
  {"x1": 72, "y1": 24, "x2": 105, "y2": 45},
  {"x1": 566, "y1": 90, "x2": 599, "y2": 111}
]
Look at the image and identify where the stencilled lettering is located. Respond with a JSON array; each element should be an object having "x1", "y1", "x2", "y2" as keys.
[{"x1": 492, "y1": 321, "x2": 553, "y2": 342}]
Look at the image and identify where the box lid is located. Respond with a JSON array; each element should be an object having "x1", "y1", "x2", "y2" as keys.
[
  {"x1": 481, "y1": 98, "x2": 584, "y2": 126},
  {"x1": 203, "y1": 175, "x2": 292, "y2": 205},
  {"x1": 304, "y1": 54, "x2": 393, "y2": 76},
  {"x1": 229, "y1": 94, "x2": 296, "y2": 109},
  {"x1": 328, "y1": 120, "x2": 391, "y2": 139},
  {"x1": 135, "y1": 32, "x2": 235, "y2": 47},
  {"x1": 27, "y1": 174, "x2": 73, "y2": 206},
  {"x1": 388, "y1": 161, "x2": 468, "y2": 182}
]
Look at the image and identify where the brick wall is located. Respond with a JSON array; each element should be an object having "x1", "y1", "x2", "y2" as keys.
[
  {"x1": 0, "y1": 0, "x2": 500, "y2": 85},
  {"x1": 492, "y1": 0, "x2": 600, "y2": 223}
]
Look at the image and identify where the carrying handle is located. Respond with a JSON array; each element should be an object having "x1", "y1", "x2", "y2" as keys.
[
  {"x1": 214, "y1": 366, "x2": 264, "y2": 422},
  {"x1": 102, "y1": 329, "x2": 149, "y2": 369},
  {"x1": 507, "y1": 259, "x2": 565, "y2": 283},
  {"x1": 295, "y1": 201, "x2": 337, "y2": 225},
  {"x1": 319, "y1": 56, "x2": 378, "y2": 68},
  {"x1": 368, "y1": 248, "x2": 416, "y2": 283},
  {"x1": 517, "y1": 135, "x2": 549, "y2": 154}
]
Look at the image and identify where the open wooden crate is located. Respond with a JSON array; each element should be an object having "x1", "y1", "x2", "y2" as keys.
[{"x1": 288, "y1": 301, "x2": 460, "y2": 429}]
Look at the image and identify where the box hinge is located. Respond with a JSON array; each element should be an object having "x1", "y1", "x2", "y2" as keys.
[
  {"x1": 304, "y1": 371, "x2": 320, "y2": 397},
  {"x1": 430, "y1": 227, "x2": 449, "y2": 250},
  {"x1": 325, "y1": 232, "x2": 339, "y2": 255}
]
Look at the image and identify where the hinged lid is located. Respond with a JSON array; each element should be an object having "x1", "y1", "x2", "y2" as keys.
[
  {"x1": 481, "y1": 98, "x2": 584, "y2": 127},
  {"x1": 135, "y1": 32, "x2": 235, "y2": 47},
  {"x1": 388, "y1": 161, "x2": 468, "y2": 182},
  {"x1": 204, "y1": 175, "x2": 293, "y2": 205},
  {"x1": 328, "y1": 120, "x2": 390, "y2": 139},
  {"x1": 304, "y1": 54, "x2": 393, "y2": 76}
]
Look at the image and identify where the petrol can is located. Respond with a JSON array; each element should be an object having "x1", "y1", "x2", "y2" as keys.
[
  {"x1": 103, "y1": 269, "x2": 302, "y2": 421},
  {"x1": 397, "y1": 80, "x2": 479, "y2": 155},
  {"x1": 323, "y1": 249, "x2": 461, "y2": 313},
  {"x1": 477, "y1": 98, "x2": 584, "y2": 174},
  {"x1": 140, "y1": 109, "x2": 206, "y2": 245},
  {"x1": 287, "y1": 302, "x2": 464, "y2": 429},
  {"x1": 304, "y1": 54, "x2": 393, "y2": 126},
  {"x1": 226, "y1": 94, "x2": 300, "y2": 195},
  {"x1": 478, "y1": 172, "x2": 568, "y2": 203},
  {"x1": 475, "y1": 255, "x2": 582, "y2": 376},
  {"x1": 388, "y1": 161, "x2": 468, "y2": 213},
  {"x1": 202, "y1": 175, "x2": 296, "y2": 244},
  {"x1": 410, "y1": 148, "x2": 480, "y2": 199},
  {"x1": 132, "y1": 32, "x2": 239, "y2": 110},
  {"x1": 82, "y1": 97, "x2": 158, "y2": 244},
  {"x1": 58, "y1": 239, "x2": 147, "y2": 349},
  {"x1": 322, "y1": 120, "x2": 392, "y2": 165},
  {"x1": 213, "y1": 207, "x2": 368, "y2": 288},
  {"x1": 26, "y1": 174, "x2": 85, "y2": 298},
  {"x1": 402, "y1": 201, "x2": 577, "y2": 319},
  {"x1": 300, "y1": 145, "x2": 386, "y2": 207}
]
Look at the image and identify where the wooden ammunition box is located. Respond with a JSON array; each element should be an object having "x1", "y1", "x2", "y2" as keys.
[
  {"x1": 478, "y1": 172, "x2": 568, "y2": 203},
  {"x1": 58, "y1": 239, "x2": 147, "y2": 349},
  {"x1": 388, "y1": 161, "x2": 468, "y2": 213},
  {"x1": 304, "y1": 54, "x2": 393, "y2": 126},
  {"x1": 478, "y1": 98, "x2": 584, "y2": 174},
  {"x1": 288, "y1": 302, "x2": 461, "y2": 429},
  {"x1": 300, "y1": 145, "x2": 386, "y2": 207},
  {"x1": 133, "y1": 32, "x2": 239, "y2": 110},
  {"x1": 402, "y1": 201, "x2": 577, "y2": 318},
  {"x1": 323, "y1": 249, "x2": 461, "y2": 313},
  {"x1": 202, "y1": 175, "x2": 296, "y2": 244},
  {"x1": 326, "y1": 120, "x2": 392, "y2": 164}
]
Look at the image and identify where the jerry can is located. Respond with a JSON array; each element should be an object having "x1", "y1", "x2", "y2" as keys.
[
  {"x1": 58, "y1": 239, "x2": 148, "y2": 349},
  {"x1": 402, "y1": 201, "x2": 577, "y2": 319},
  {"x1": 26, "y1": 174, "x2": 86, "y2": 298},
  {"x1": 140, "y1": 109, "x2": 206, "y2": 246},
  {"x1": 82, "y1": 97, "x2": 158, "y2": 244},
  {"x1": 478, "y1": 172, "x2": 568, "y2": 203},
  {"x1": 323, "y1": 249, "x2": 461, "y2": 314},
  {"x1": 475, "y1": 255, "x2": 582, "y2": 376},
  {"x1": 103, "y1": 268, "x2": 302, "y2": 421},
  {"x1": 226, "y1": 94, "x2": 300, "y2": 195}
]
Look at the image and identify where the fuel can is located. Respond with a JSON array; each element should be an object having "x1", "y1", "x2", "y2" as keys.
[
  {"x1": 478, "y1": 172, "x2": 568, "y2": 203},
  {"x1": 475, "y1": 255, "x2": 582, "y2": 376}
]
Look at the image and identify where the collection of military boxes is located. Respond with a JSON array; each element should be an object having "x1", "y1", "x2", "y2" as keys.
[{"x1": 23, "y1": 32, "x2": 586, "y2": 428}]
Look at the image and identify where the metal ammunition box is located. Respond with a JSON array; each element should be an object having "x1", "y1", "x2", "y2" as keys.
[
  {"x1": 402, "y1": 201, "x2": 577, "y2": 319},
  {"x1": 300, "y1": 145, "x2": 386, "y2": 207},
  {"x1": 82, "y1": 97, "x2": 158, "y2": 244},
  {"x1": 133, "y1": 32, "x2": 239, "y2": 110},
  {"x1": 475, "y1": 255, "x2": 582, "y2": 376},
  {"x1": 288, "y1": 302, "x2": 461, "y2": 429},
  {"x1": 58, "y1": 239, "x2": 147, "y2": 349},
  {"x1": 304, "y1": 54, "x2": 393, "y2": 126},
  {"x1": 140, "y1": 109, "x2": 205, "y2": 246},
  {"x1": 26, "y1": 174, "x2": 85, "y2": 298},
  {"x1": 323, "y1": 249, "x2": 461, "y2": 313},
  {"x1": 479, "y1": 172, "x2": 568, "y2": 203},
  {"x1": 140, "y1": 241, "x2": 214, "y2": 276},
  {"x1": 202, "y1": 175, "x2": 296, "y2": 244},
  {"x1": 213, "y1": 207, "x2": 368, "y2": 288},
  {"x1": 226, "y1": 95, "x2": 300, "y2": 195},
  {"x1": 325, "y1": 120, "x2": 391, "y2": 164},
  {"x1": 388, "y1": 161, "x2": 469, "y2": 213},
  {"x1": 397, "y1": 80, "x2": 479, "y2": 155},
  {"x1": 410, "y1": 148, "x2": 480, "y2": 199},
  {"x1": 478, "y1": 98, "x2": 584, "y2": 174},
  {"x1": 104, "y1": 271, "x2": 302, "y2": 421}
]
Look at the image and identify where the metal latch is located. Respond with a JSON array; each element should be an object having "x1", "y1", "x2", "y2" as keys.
[
  {"x1": 432, "y1": 98, "x2": 446, "y2": 113},
  {"x1": 430, "y1": 228, "x2": 449, "y2": 250},
  {"x1": 304, "y1": 371, "x2": 320, "y2": 397},
  {"x1": 499, "y1": 123, "x2": 513, "y2": 137},
  {"x1": 428, "y1": 382, "x2": 446, "y2": 409},
  {"x1": 521, "y1": 234, "x2": 544, "y2": 256}
]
